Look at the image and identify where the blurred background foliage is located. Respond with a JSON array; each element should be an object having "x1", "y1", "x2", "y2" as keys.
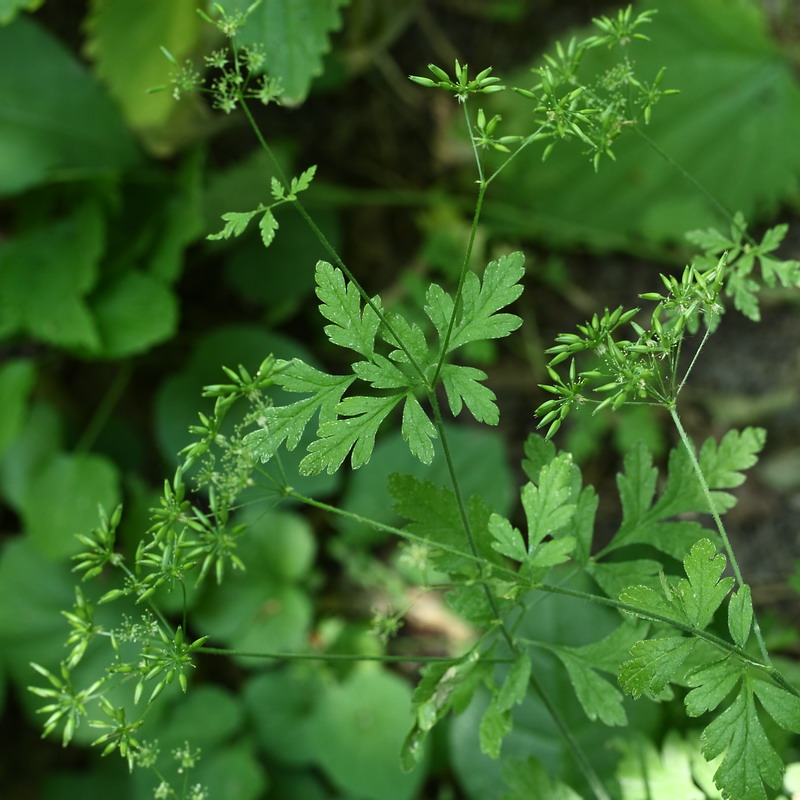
[{"x1": 1, "y1": 0, "x2": 800, "y2": 797}]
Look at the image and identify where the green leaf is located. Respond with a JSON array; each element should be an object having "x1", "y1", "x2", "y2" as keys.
[
  {"x1": 701, "y1": 677, "x2": 784, "y2": 800},
  {"x1": 618, "y1": 637, "x2": 697, "y2": 699},
  {"x1": 479, "y1": 697, "x2": 512, "y2": 759},
  {"x1": 0, "y1": 0, "x2": 43, "y2": 23},
  {"x1": 232, "y1": 0, "x2": 350, "y2": 105},
  {"x1": 0, "y1": 16, "x2": 139, "y2": 195},
  {"x1": 521, "y1": 453, "x2": 577, "y2": 551},
  {"x1": 550, "y1": 647, "x2": 626, "y2": 726},
  {"x1": 485, "y1": 0, "x2": 800, "y2": 248},
  {"x1": 727, "y1": 271, "x2": 761, "y2": 321},
  {"x1": 207, "y1": 209, "x2": 260, "y2": 240},
  {"x1": 728, "y1": 584, "x2": 753, "y2": 647},
  {"x1": 676, "y1": 538, "x2": 734, "y2": 629},
  {"x1": 309, "y1": 669, "x2": 426, "y2": 800},
  {"x1": 315, "y1": 260, "x2": 381, "y2": 359},
  {"x1": 490, "y1": 513, "x2": 527, "y2": 563},
  {"x1": 502, "y1": 757, "x2": 582, "y2": 800},
  {"x1": 428, "y1": 252, "x2": 524, "y2": 353},
  {"x1": 440, "y1": 363, "x2": 499, "y2": 424},
  {"x1": 0, "y1": 202, "x2": 104, "y2": 350},
  {"x1": 21, "y1": 453, "x2": 120, "y2": 560},
  {"x1": 290, "y1": 164, "x2": 317, "y2": 195},
  {"x1": 615, "y1": 731, "x2": 707, "y2": 800},
  {"x1": 389, "y1": 474, "x2": 501, "y2": 576},
  {"x1": 352, "y1": 355, "x2": 409, "y2": 389},
  {"x1": 401, "y1": 393, "x2": 436, "y2": 465},
  {"x1": 380, "y1": 311, "x2": 431, "y2": 371},
  {"x1": 684, "y1": 657, "x2": 741, "y2": 717},
  {"x1": 85, "y1": 0, "x2": 201, "y2": 131},
  {"x1": 244, "y1": 359, "x2": 354, "y2": 460},
  {"x1": 259, "y1": 208, "x2": 279, "y2": 247},
  {"x1": 0, "y1": 360, "x2": 35, "y2": 456},
  {"x1": 91, "y1": 270, "x2": 178, "y2": 357},
  {"x1": 698, "y1": 427, "x2": 766, "y2": 512},
  {"x1": 604, "y1": 431, "x2": 763, "y2": 560},
  {"x1": 300, "y1": 393, "x2": 401, "y2": 474},
  {"x1": 496, "y1": 651, "x2": 532, "y2": 712}
]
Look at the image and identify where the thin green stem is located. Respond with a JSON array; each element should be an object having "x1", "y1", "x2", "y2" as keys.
[
  {"x1": 486, "y1": 126, "x2": 548, "y2": 185},
  {"x1": 430, "y1": 397, "x2": 609, "y2": 800},
  {"x1": 431, "y1": 180, "x2": 487, "y2": 386},
  {"x1": 528, "y1": 673, "x2": 611, "y2": 800},
  {"x1": 668, "y1": 406, "x2": 771, "y2": 664},
  {"x1": 238, "y1": 98, "x2": 429, "y2": 385},
  {"x1": 74, "y1": 364, "x2": 131, "y2": 454},
  {"x1": 675, "y1": 324, "x2": 712, "y2": 398},
  {"x1": 285, "y1": 489, "x2": 520, "y2": 581},
  {"x1": 634, "y1": 127, "x2": 754, "y2": 245}
]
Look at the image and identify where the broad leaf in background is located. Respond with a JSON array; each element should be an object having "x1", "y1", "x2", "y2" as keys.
[
  {"x1": 192, "y1": 510, "x2": 315, "y2": 659},
  {"x1": 20, "y1": 452, "x2": 120, "y2": 560},
  {"x1": 308, "y1": 668, "x2": 427, "y2": 800},
  {"x1": 0, "y1": 538, "x2": 75, "y2": 683},
  {"x1": 483, "y1": 0, "x2": 800, "y2": 249},
  {"x1": 502, "y1": 757, "x2": 582, "y2": 800},
  {"x1": 615, "y1": 731, "x2": 711, "y2": 800},
  {"x1": 85, "y1": 0, "x2": 201, "y2": 140},
  {"x1": 0, "y1": 360, "x2": 35, "y2": 455},
  {"x1": 0, "y1": 202, "x2": 104, "y2": 350},
  {"x1": 92, "y1": 271, "x2": 178, "y2": 357},
  {"x1": 230, "y1": 0, "x2": 351, "y2": 105},
  {"x1": 0, "y1": 0, "x2": 43, "y2": 24},
  {"x1": 0, "y1": 16, "x2": 139, "y2": 195},
  {"x1": 338, "y1": 424, "x2": 513, "y2": 546}
]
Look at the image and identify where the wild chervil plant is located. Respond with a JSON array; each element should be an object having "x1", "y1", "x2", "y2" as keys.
[{"x1": 29, "y1": 3, "x2": 800, "y2": 799}]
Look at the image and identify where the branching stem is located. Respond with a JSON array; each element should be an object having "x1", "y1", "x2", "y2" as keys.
[{"x1": 669, "y1": 405, "x2": 771, "y2": 664}]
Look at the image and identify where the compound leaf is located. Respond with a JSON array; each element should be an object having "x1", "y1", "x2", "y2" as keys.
[
  {"x1": 401, "y1": 393, "x2": 436, "y2": 465},
  {"x1": 675, "y1": 538, "x2": 733, "y2": 630},
  {"x1": 389, "y1": 474, "x2": 500, "y2": 575},
  {"x1": 426, "y1": 252, "x2": 524, "y2": 354},
  {"x1": 244, "y1": 359, "x2": 354, "y2": 461},
  {"x1": 685, "y1": 657, "x2": 741, "y2": 717},
  {"x1": 315, "y1": 260, "x2": 381, "y2": 359},
  {"x1": 521, "y1": 453, "x2": 576, "y2": 552},
  {"x1": 701, "y1": 677, "x2": 784, "y2": 800},
  {"x1": 550, "y1": 646, "x2": 627, "y2": 726},
  {"x1": 618, "y1": 636, "x2": 697, "y2": 699},
  {"x1": 300, "y1": 393, "x2": 400, "y2": 474},
  {"x1": 207, "y1": 209, "x2": 260, "y2": 240},
  {"x1": 440, "y1": 363, "x2": 499, "y2": 425},
  {"x1": 728, "y1": 585, "x2": 753, "y2": 649},
  {"x1": 697, "y1": 427, "x2": 766, "y2": 512},
  {"x1": 489, "y1": 514, "x2": 527, "y2": 563},
  {"x1": 259, "y1": 208, "x2": 279, "y2": 248}
]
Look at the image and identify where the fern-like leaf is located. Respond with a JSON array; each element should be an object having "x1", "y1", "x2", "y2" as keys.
[{"x1": 315, "y1": 260, "x2": 382, "y2": 359}]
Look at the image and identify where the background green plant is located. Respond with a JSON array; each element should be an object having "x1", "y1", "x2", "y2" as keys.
[{"x1": 3, "y1": 1, "x2": 800, "y2": 799}]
